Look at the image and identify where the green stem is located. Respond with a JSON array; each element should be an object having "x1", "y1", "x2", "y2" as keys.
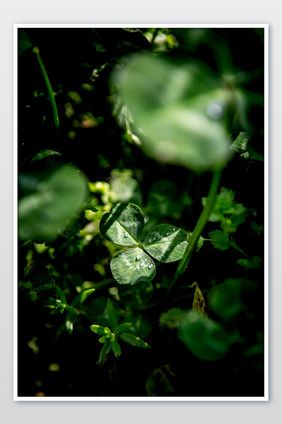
[
  {"x1": 168, "y1": 165, "x2": 223, "y2": 295},
  {"x1": 33, "y1": 47, "x2": 60, "y2": 137}
]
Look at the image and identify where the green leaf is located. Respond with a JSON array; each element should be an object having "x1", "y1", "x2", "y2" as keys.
[
  {"x1": 106, "y1": 299, "x2": 119, "y2": 329},
  {"x1": 146, "y1": 365, "x2": 175, "y2": 396},
  {"x1": 159, "y1": 308, "x2": 186, "y2": 330},
  {"x1": 111, "y1": 338, "x2": 122, "y2": 357},
  {"x1": 146, "y1": 180, "x2": 186, "y2": 219},
  {"x1": 109, "y1": 169, "x2": 142, "y2": 206},
  {"x1": 18, "y1": 164, "x2": 88, "y2": 241},
  {"x1": 30, "y1": 149, "x2": 62, "y2": 162},
  {"x1": 178, "y1": 310, "x2": 231, "y2": 361},
  {"x1": 143, "y1": 224, "x2": 188, "y2": 263},
  {"x1": 119, "y1": 333, "x2": 150, "y2": 349},
  {"x1": 18, "y1": 29, "x2": 33, "y2": 55},
  {"x1": 119, "y1": 280, "x2": 154, "y2": 309},
  {"x1": 207, "y1": 278, "x2": 245, "y2": 322},
  {"x1": 55, "y1": 286, "x2": 67, "y2": 304},
  {"x1": 64, "y1": 304, "x2": 80, "y2": 316},
  {"x1": 114, "y1": 322, "x2": 132, "y2": 336},
  {"x1": 98, "y1": 341, "x2": 112, "y2": 364},
  {"x1": 208, "y1": 230, "x2": 230, "y2": 250},
  {"x1": 122, "y1": 312, "x2": 152, "y2": 338},
  {"x1": 65, "y1": 313, "x2": 73, "y2": 334},
  {"x1": 90, "y1": 325, "x2": 106, "y2": 336},
  {"x1": 230, "y1": 132, "x2": 249, "y2": 155},
  {"x1": 100, "y1": 203, "x2": 144, "y2": 246},
  {"x1": 237, "y1": 256, "x2": 262, "y2": 270},
  {"x1": 113, "y1": 54, "x2": 231, "y2": 171},
  {"x1": 110, "y1": 247, "x2": 156, "y2": 285},
  {"x1": 72, "y1": 288, "x2": 95, "y2": 306}
]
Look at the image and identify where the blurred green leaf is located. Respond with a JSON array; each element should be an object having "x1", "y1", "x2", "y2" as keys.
[
  {"x1": 207, "y1": 278, "x2": 257, "y2": 322},
  {"x1": 100, "y1": 202, "x2": 144, "y2": 246},
  {"x1": 89, "y1": 297, "x2": 109, "y2": 327},
  {"x1": 72, "y1": 288, "x2": 95, "y2": 306},
  {"x1": 146, "y1": 365, "x2": 175, "y2": 396},
  {"x1": 55, "y1": 286, "x2": 67, "y2": 304},
  {"x1": 114, "y1": 322, "x2": 132, "y2": 336},
  {"x1": 111, "y1": 338, "x2": 121, "y2": 357},
  {"x1": 119, "y1": 280, "x2": 153, "y2": 309},
  {"x1": 178, "y1": 310, "x2": 231, "y2": 361},
  {"x1": 106, "y1": 299, "x2": 119, "y2": 329},
  {"x1": 19, "y1": 164, "x2": 88, "y2": 241},
  {"x1": 122, "y1": 312, "x2": 152, "y2": 338},
  {"x1": 143, "y1": 224, "x2": 188, "y2": 263},
  {"x1": 230, "y1": 132, "x2": 249, "y2": 155},
  {"x1": 65, "y1": 313, "x2": 74, "y2": 334},
  {"x1": 98, "y1": 341, "x2": 112, "y2": 364},
  {"x1": 109, "y1": 169, "x2": 142, "y2": 206},
  {"x1": 208, "y1": 230, "x2": 230, "y2": 250},
  {"x1": 119, "y1": 333, "x2": 150, "y2": 349},
  {"x1": 30, "y1": 149, "x2": 62, "y2": 162},
  {"x1": 64, "y1": 304, "x2": 80, "y2": 316},
  {"x1": 146, "y1": 180, "x2": 186, "y2": 219},
  {"x1": 90, "y1": 324, "x2": 106, "y2": 336},
  {"x1": 110, "y1": 247, "x2": 156, "y2": 285},
  {"x1": 113, "y1": 54, "x2": 231, "y2": 171},
  {"x1": 203, "y1": 188, "x2": 247, "y2": 234},
  {"x1": 18, "y1": 29, "x2": 33, "y2": 55},
  {"x1": 159, "y1": 308, "x2": 185, "y2": 329},
  {"x1": 237, "y1": 256, "x2": 262, "y2": 270}
]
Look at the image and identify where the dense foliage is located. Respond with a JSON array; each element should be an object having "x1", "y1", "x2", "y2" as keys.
[{"x1": 18, "y1": 27, "x2": 265, "y2": 397}]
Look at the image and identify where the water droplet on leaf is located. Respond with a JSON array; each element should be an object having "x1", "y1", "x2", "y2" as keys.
[
  {"x1": 148, "y1": 264, "x2": 153, "y2": 269},
  {"x1": 206, "y1": 103, "x2": 224, "y2": 120},
  {"x1": 124, "y1": 232, "x2": 128, "y2": 238},
  {"x1": 136, "y1": 255, "x2": 141, "y2": 261},
  {"x1": 140, "y1": 263, "x2": 144, "y2": 267}
]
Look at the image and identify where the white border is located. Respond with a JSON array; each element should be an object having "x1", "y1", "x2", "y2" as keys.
[{"x1": 13, "y1": 23, "x2": 269, "y2": 402}]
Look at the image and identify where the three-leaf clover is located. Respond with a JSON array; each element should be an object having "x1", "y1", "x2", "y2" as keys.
[{"x1": 100, "y1": 203, "x2": 188, "y2": 285}]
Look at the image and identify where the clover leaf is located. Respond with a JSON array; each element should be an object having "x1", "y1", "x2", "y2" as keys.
[
  {"x1": 110, "y1": 247, "x2": 156, "y2": 285},
  {"x1": 143, "y1": 224, "x2": 188, "y2": 263},
  {"x1": 100, "y1": 204, "x2": 188, "y2": 285},
  {"x1": 100, "y1": 202, "x2": 144, "y2": 246}
]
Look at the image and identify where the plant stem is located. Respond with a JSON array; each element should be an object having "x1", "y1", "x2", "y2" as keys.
[
  {"x1": 168, "y1": 165, "x2": 223, "y2": 295},
  {"x1": 33, "y1": 47, "x2": 60, "y2": 138}
]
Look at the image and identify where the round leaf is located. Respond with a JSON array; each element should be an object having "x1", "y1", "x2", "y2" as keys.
[
  {"x1": 143, "y1": 224, "x2": 188, "y2": 263},
  {"x1": 113, "y1": 54, "x2": 231, "y2": 171},
  {"x1": 178, "y1": 310, "x2": 231, "y2": 361},
  {"x1": 100, "y1": 203, "x2": 144, "y2": 246},
  {"x1": 110, "y1": 247, "x2": 156, "y2": 285},
  {"x1": 18, "y1": 164, "x2": 88, "y2": 241}
]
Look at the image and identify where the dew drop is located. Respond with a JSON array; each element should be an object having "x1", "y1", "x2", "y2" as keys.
[
  {"x1": 149, "y1": 239, "x2": 152, "y2": 243},
  {"x1": 136, "y1": 255, "x2": 141, "y2": 261},
  {"x1": 153, "y1": 238, "x2": 156, "y2": 241},
  {"x1": 148, "y1": 264, "x2": 153, "y2": 269},
  {"x1": 206, "y1": 103, "x2": 224, "y2": 120},
  {"x1": 144, "y1": 258, "x2": 147, "y2": 262},
  {"x1": 173, "y1": 228, "x2": 176, "y2": 231},
  {"x1": 124, "y1": 232, "x2": 128, "y2": 238},
  {"x1": 140, "y1": 263, "x2": 144, "y2": 267}
]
